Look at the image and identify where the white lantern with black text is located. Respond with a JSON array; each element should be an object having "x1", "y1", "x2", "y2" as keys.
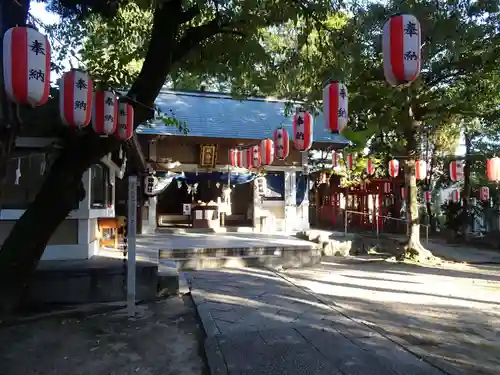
[
  {"x1": 59, "y1": 69, "x2": 93, "y2": 128},
  {"x1": 366, "y1": 159, "x2": 375, "y2": 175},
  {"x1": 3, "y1": 26, "x2": 51, "y2": 106},
  {"x1": 388, "y1": 159, "x2": 399, "y2": 178},
  {"x1": 479, "y1": 186, "x2": 490, "y2": 201},
  {"x1": 382, "y1": 14, "x2": 422, "y2": 86},
  {"x1": 449, "y1": 160, "x2": 464, "y2": 181},
  {"x1": 416, "y1": 160, "x2": 427, "y2": 180},
  {"x1": 293, "y1": 110, "x2": 313, "y2": 151},
  {"x1": 260, "y1": 139, "x2": 274, "y2": 165},
  {"x1": 115, "y1": 102, "x2": 134, "y2": 140},
  {"x1": 323, "y1": 81, "x2": 348, "y2": 133},
  {"x1": 92, "y1": 89, "x2": 118, "y2": 135},
  {"x1": 273, "y1": 127, "x2": 289, "y2": 160}
]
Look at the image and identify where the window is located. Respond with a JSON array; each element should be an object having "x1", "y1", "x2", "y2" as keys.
[{"x1": 91, "y1": 164, "x2": 113, "y2": 209}]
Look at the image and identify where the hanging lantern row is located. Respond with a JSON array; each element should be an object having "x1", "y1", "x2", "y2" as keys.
[
  {"x1": 2, "y1": 26, "x2": 134, "y2": 141},
  {"x1": 228, "y1": 139, "x2": 276, "y2": 170},
  {"x1": 382, "y1": 13, "x2": 422, "y2": 87}
]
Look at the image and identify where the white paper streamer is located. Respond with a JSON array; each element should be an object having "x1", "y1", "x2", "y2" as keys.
[{"x1": 14, "y1": 158, "x2": 21, "y2": 185}]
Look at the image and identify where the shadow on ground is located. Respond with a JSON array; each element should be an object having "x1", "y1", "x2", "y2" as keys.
[
  {"x1": 0, "y1": 296, "x2": 207, "y2": 375},
  {"x1": 189, "y1": 261, "x2": 500, "y2": 375}
]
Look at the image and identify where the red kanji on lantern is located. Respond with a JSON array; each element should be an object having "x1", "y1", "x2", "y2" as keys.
[
  {"x1": 293, "y1": 109, "x2": 313, "y2": 151},
  {"x1": 345, "y1": 154, "x2": 354, "y2": 170},
  {"x1": 366, "y1": 159, "x2": 375, "y2": 175},
  {"x1": 487, "y1": 157, "x2": 500, "y2": 182},
  {"x1": 479, "y1": 186, "x2": 490, "y2": 201},
  {"x1": 451, "y1": 190, "x2": 460, "y2": 203},
  {"x1": 401, "y1": 187, "x2": 406, "y2": 200},
  {"x1": 424, "y1": 191, "x2": 432, "y2": 202},
  {"x1": 382, "y1": 14, "x2": 421, "y2": 86},
  {"x1": 449, "y1": 160, "x2": 464, "y2": 181},
  {"x1": 228, "y1": 149, "x2": 238, "y2": 167},
  {"x1": 383, "y1": 182, "x2": 391, "y2": 194},
  {"x1": 416, "y1": 160, "x2": 427, "y2": 180},
  {"x1": 249, "y1": 145, "x2": 261, "y2": 168},
  {"x1": 260, "y1": 139, "x2": 274, "y2": 165},
  {"x1": 60, "y1": 69, "x2": 93, "y2": 128},
  {"x1": 92, "y1": 89, "x2": 118, "y2": 135},
  {"x1": 115, "y1": 102, "x2": 134, "y2": 140},
  {"x1": 3, "y1": 26, "x2": 51, "y2": 106},
  {"x1": 332, "y1": 150, "x2": 340, "y2": 168},
  {"x1": 273, "y1": 127, "x2": 289, "y2": 160},
  {"x1": 323, "y1": 81, "x2": 348, "y2": 133},
  {"x1": 388, "y1": 159, "x2": 399, "y2": 178}
]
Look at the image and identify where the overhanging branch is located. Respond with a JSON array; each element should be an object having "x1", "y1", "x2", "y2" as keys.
[{"x1": 172, "y1": 18, "x2": 248, "y2": 62}]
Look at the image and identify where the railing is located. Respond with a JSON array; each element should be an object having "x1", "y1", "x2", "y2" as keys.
[{"x1": 343, "y1": 209, "x2": 429, "y2": 244}]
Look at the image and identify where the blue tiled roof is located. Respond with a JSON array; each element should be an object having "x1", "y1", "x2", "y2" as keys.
[{"x1": 136, "y1": 90, "x2": 349, "y2": 145}]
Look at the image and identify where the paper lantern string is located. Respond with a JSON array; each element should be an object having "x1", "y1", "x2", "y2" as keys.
[{"x1": 14, "y1": 158, "x2": 21, "y2": 185}]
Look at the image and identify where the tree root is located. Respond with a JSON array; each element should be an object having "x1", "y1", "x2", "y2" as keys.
[{"x1": 398, "y1": 241, "x2": 434, "y2": 262}]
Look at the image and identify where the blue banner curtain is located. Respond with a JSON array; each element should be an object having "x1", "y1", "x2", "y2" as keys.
[{"x1": 296, "y1": 172, "x2": 308, "y2": 205}]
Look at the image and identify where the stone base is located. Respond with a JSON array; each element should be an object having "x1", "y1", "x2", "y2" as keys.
[
  {"x1": 295, "y1": 230, "x2": 405, "y2": 257},
  {"x1": 159, "y1": 246, "x2": 321, "y2": 271},
  {"x1": 27, "y1": 256, "x2": 158, "y2": 306}
]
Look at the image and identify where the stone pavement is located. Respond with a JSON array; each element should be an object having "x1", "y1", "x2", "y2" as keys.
[
  {"x1": 189, "y1": 268, "x2": 452, "y2": 375},
  {"x1": 282, "y1": 258, "x2": 500, "y2": 375}
]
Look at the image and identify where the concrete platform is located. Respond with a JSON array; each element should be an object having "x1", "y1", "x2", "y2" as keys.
[
  {"x1": 27, "y1": 256, "x2": 158, "y2": 306},
  {"x1": 137, "y1": 232, "x2": 321, "y2": 270}
]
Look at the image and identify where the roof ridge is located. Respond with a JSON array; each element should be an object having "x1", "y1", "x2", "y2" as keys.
[{"x1": 158, "y1": 89, "x2": 302, "y2": 104}]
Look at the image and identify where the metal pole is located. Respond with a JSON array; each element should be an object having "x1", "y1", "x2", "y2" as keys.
[
  {"x1": 127, "y1": 175, "x2": 138, "y2": 317},
  {"x1": 344, "y1": 209, "x2": 348, "y2": 235},
  {"x1": 426, "y1": 225, "x2": 429, "y2": 244},
  {"x1": 375, "y1": 207, "x2": 379, "y2": 238}
]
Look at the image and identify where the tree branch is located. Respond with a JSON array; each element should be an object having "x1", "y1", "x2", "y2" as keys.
[
  {"x1": 179, "y1": 5, "x2": 200, "y2": 24},
  {"x1": 172, "y1": 18, "x2": 248, "y2": 63}
]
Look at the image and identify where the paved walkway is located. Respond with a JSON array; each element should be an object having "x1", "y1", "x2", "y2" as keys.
[
  {"x1": 189, "y1": 268, "x2": 453, "y2": 375},
  {"x1": 281, "y1": 258, "x2": 500, "y2": 375}
]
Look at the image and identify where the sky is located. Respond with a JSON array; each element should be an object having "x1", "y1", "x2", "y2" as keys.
[{"x1": 30, "y1": 2, "x2": 77, "y2": 80}]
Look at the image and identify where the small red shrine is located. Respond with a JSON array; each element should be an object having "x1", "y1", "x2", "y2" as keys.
[{"x1": 311, "y1": 172, "x2": 407, "y2": 234}]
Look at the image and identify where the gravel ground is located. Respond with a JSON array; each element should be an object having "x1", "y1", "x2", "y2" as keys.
[{"x1": 0, "y1": 296, "x2": 208, "y2": 375}]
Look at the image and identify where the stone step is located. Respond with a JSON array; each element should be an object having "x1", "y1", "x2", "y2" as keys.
[
  {"x1": 159, "y1": 247, "x2": 322, "y2": 270},
  {"x1": 159, "y1": 246, "x2": 319, "y2": 259},
  {"x1": 156, "y1": 226, "x2": 255, "y2": 234}
]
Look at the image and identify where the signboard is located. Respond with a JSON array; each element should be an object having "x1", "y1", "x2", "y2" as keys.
[
  {"x1": 182, "y1": 203, "x2": 192, "y2": 216},
  {"x1": 127, "y1": 175, "x2": 137, "y2": 317}
]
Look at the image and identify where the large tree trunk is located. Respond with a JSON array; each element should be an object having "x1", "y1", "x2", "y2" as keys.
[
  {"x1": 0, "y1": 0, "x2": 235, "y2": 314},
  {"x1": 460, "y1": 133, "x2": 473, "y2": 240},
  {"x1": 400, "y1": 102, "x2": 433, "y2": 261},
  {"x1": 401, "y1": 159, "x2": 433, "y2": 261}
]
